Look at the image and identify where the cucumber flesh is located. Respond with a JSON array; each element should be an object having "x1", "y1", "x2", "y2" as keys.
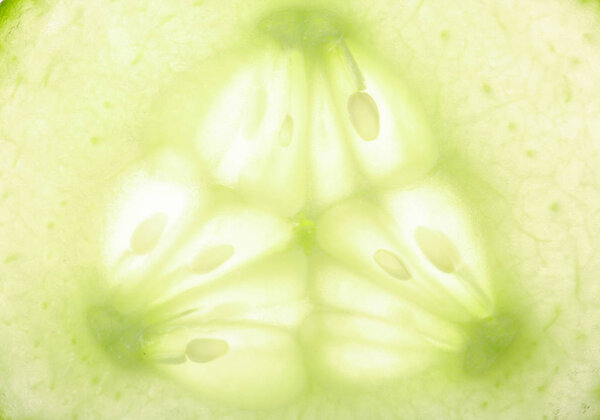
[{"x1": 1, "y1": 1, "x2": 600, "y2": 419}]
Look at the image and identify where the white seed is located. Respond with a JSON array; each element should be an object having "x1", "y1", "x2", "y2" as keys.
[
  {"x1": 347, "y1": 91, "x2": 380, "y2": 141},
  {"x1": 278, "y1": 114, "x2": 294, "y2": 147},
  {"x1": 185, "y1": 338, "x2": 229, "y2": 363},
  {"x1": 373, "y1": 249, "x2": 410, "y2": 280},
  {"x1": 414, "y1": 226, "x2": 460, "y2": 274},
  {"x1": 189, "y1": 244, "x2": 234, "y2": 274},
  {"x1": 130, "y1": 213, "x2": 168, "y2": 255}
]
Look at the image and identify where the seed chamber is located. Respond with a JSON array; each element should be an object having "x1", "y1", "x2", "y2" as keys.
[{"x1": 89, "y1": 7, "x2": 519, "y2": 409}]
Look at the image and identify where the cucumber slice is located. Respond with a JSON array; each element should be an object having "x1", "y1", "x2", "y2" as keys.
[{"x1": 1, "y1": 1, "x2": 600, "y2": 419}]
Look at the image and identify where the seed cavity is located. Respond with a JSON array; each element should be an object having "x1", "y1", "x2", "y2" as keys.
[
  {"x1": 189, "y1": 244, "x2": 234, "y2": 274},
  {"x1": 278, "y1": 114, "x2": 294, "y2": 147},
  {"x1": 347, "y1": 91, "x2": 380, "y2": 141},
  {"x1": 185, "y1": 338, "x2": 229, "y2": 363},
  {"x1": 414, "y1": 226, "x2": 460, "y2": 274},
  {"x1": 130, "y1": 212, "x2": 168, "y2": 255},
  {"x1": 243, "y1": 87, "x2": 267, "y2": 138},
  {"x1": 373, "y1": 249, "x2": 410, "y2": 280}
]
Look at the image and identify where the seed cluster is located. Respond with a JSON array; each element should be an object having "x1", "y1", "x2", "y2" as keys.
[{"x1": 94, "y1": 8, "x2": 513, "y2": 409}]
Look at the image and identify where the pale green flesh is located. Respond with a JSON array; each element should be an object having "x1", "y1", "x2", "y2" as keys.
[{"x1": 1, "y1": 0, "x2": 600, "y2": 419}]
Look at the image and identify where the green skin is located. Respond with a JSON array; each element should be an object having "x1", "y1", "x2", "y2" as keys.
[{"x1": 1, "y1": 0, "x2": 600, "y2": 418}]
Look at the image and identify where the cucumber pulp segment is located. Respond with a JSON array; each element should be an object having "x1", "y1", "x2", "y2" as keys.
[{"x1": 83, "y1": 7, "x2": 520, "y2": 409}]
